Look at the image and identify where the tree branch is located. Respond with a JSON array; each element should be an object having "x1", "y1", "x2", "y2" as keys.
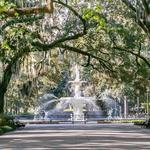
[
  {"x1": 58, "y1": 44, "x2": 115, "y2": 72},
  {"x1": 109, "y1": 32, "x2": 150, "y2": 68},
  {"x1": 0, "y1": 15, "x2": 44, "y2": 34},
  {"x1": 121, "y1": 0, "x2": 150, "y2": 36},
  {"x1": 121, "y1": 0, "x2": 136, "y2": 12},
  {"x1": 32, "y1": 31, "x2": 86, "y2": 49},
  {"x1": 31, "y1": 0, "x2": 88, "y2": 50},
  {"x1": 113, "y1": 46, "x2": 150, "y2": 68},
  {"x1": 54, "y1": 0, "x2": 87, "y2": 34}
]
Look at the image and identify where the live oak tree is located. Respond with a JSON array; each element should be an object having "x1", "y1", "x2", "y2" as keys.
[
  {"x1": 0, "y1": 0, "x2": 149, "y2": 114},
  {"x1": 0, "y1": 0, "x2": 89, "y2": 114},
  {"x1": 69, "y1": 0, "x2": 150, "y2": 109},
  {"x1": 0, "y1": 0, "x2": 110, "y2": 114}
]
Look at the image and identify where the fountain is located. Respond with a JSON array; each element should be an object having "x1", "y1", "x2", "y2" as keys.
[
  {"x1": 98, "y1": 89, "x2": 122, "y2": 119},
  {"x1": 34, "y1": 64, "x2": 101, "y2": 122}
]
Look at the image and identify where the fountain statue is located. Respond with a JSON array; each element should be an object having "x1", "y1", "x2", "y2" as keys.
[{"x1": 34, "y1": 64, "x2": 101, "y2": 122}]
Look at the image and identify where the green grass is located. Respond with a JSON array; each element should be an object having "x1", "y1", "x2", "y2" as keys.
[
  {"x1": 97, "y1": 119, "x2": 145, "y2": 124},
  {"x1": 0, "y1": 125, "x2": 14, "y2": 135}
]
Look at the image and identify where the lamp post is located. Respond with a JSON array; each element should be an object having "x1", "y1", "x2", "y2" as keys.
[
  {"x1": 146, "y1": 88, "x2": 149, "y2": 118},
  {"x1": 124, "y1": 96, "x2": 128, "y2": 119},
  {"x1": 136, "y1": 89, "x2": 140, "y2": 118}
]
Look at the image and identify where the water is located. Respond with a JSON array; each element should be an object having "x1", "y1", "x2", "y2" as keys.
[
  {"x1": 34, "y1": 64, "x2": 101, "y2": 122},
  {"x1": 98, "y1": 89, "x2": 122, "y2": 119},
  {"x1": 34, "y1": 64, "x2": 124, "y2": 122}
]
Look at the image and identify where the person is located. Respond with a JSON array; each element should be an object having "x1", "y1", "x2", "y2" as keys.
[{"x1": 41, "y1": 111, "x2": 45, "y2": 120}]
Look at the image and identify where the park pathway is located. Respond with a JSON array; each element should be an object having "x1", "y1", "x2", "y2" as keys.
[{"x1": 0, "y1": 123, "x2": 150, "y2": 150}]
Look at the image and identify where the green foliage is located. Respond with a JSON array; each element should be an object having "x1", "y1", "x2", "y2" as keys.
[
  {"x1": 0, "y1": 128, "x2": 3, "y2": 135},
  {"x1": 0, "y1": 125, "x2": 14, "y2": 135},
  {"x1": 50, "y1": 70, "x2": 69, "y2": 97},
  {"x1": 0, "y1": 0, "x2": 9, "y2": 13},
  {"x1": 97, "y1": 119, "x2": 145, "y2": 124},
  {"x1": 82, "y1": 5, "x2": 106, "y2": 29},
  {"x1": 0, "y1": 125, "x2": 13, "y2": 132},
  {"x1": 0, "y1": 114, "x2": 14, "y2": 127},
  {"x1": 0, "y1": 0, "x2": 149, "y2": 115},
  {"x1": 0, "y1": 0, "x2": 15, "y2": 19},
  {"x1": 0, "y1": 114, "x2": 24, "y2": 135}
]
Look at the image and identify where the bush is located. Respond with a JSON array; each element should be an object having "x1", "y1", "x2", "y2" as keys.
[
  {"x1": 0, "y1": 114, "x2": 14, "y2": 127},
  {"x1": 0, "y1": 114, "x2": 25, "y2": 129},
  {"x1": 1, "y1": 126, "x2": 13, "y2": 132},
  {"x1": 0, "y1": 128, "x2": 3, "y2": 135},
  {"x1": 134, "y1": 119, "x2": 150, "y2": 128},
  {"x1": 132, "y1": 120, "x2": 144, "y2": 124},
  {"x1": 0, "y1": 114, "x2": 25, "y2": 135},
  {"x1": 97, "y1": 119, "x2": 146, "y2": 124},
  {"x1": 0, "y1": 125, "x2": 14, "y2": 135}
]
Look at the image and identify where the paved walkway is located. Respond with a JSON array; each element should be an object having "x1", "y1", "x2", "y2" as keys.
[{"x1": 0, "y1": 123, "x2": 150, "y2": 150}]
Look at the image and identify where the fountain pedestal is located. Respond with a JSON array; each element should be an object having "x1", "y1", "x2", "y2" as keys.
[{"x1": 71, "y1": 98, "x2": 85, "y2": 122}]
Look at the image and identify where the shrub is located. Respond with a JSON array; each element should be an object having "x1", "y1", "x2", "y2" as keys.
[
  {"x1": 0, "y1": 114, "x2": 15, "y2": 127},
  {"x1": 1, "y1": 126, "x2": 13, "y2": 132},
  {"x1": 0, "y1": 115, "x2": 24, "y2": 129},
  {"x1": 0, "y1": 128, "x2": 3, "y2": 135},
  {"x1": 0, "y1": 114, "x2": 25, "y2": 135},
  {"x1": 134, "y1": 119, "x2": 150, "y2": 128},
  {"x1": 0, "y1": 126, "x2": 14, "y2": 135}
]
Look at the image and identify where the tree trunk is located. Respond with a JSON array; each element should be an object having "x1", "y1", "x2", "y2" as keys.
[
  {"x1": 0, "y1": 86, "x2": 5, "y2": 114},
  {"x1": 0, "y1": 64, "x2": 13, "y2": 114}
]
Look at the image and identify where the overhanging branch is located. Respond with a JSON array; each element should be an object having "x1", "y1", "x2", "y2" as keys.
[
  {"x1": 58, "y1": 44, "x2": 114, "y2": 72},
  {"x1": 109, "y1": 32, "x2": 150, "y2": 68},
  {"x1": 113, "y1": 46, "x2": 150, "y2": 68},
  {"x1": 54, "y1": 0, "x2": 87, "y2": 34},
  {"x1": 0, "y1": 15, "x2": 44, "y2": 34},
  {"x1": 121, "y1": 0, "x2": 136, "y2": 12},
  {"x1": 32, "y1": 31, "x2": 86, "y2": 50},
  {"x1": 121, "y1": 0, "x2": 150, "y2": 36}
]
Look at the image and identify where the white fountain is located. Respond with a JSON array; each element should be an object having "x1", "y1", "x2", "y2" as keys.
[
  {"x1": 58, "y1": 64, "x2": 100, "y2": 122},
  {"x1": 34, "y1": 64, "x2": 100, "y2": 122}
]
